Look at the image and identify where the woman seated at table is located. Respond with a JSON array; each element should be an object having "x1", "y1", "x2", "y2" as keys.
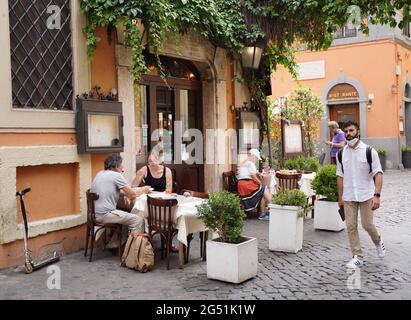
[
  {"x1": 132, "y1": 150, "x2": 173, "y2": 193},
  {"x1": 237, "y1": 149, "x2": 272, "y2": 221}
]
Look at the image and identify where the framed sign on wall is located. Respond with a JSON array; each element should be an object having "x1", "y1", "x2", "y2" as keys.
[
  {"x1": 282, "y1": 120, "x2": 304, "y2": 158},
  {"x1": 76, "y1": 98, "x2": 124, "y2": 154}
]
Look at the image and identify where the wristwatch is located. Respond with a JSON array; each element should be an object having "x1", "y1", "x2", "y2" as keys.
[{"x1": 374, "y1": 193, "x2": 381, "y2": 198}]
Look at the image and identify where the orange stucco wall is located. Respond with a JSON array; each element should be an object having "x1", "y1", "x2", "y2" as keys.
[
  {"x1": 0, "y1": 225, "x2": 86, "y2": 269},
  {"x1": 90, "y1": 27, "x2": 117, "y2": 94},
  {"x1": 0, "y1": 133, "x2": 76, "y2": 146},
  {"x1": 396, "y1": 43, "x2": 411, "y2": 138},
  {"x1": 0, "y1": 24, "x2": 118, "y2": 269},
  {"x1": 16, "y1": 163, "x2": 80, "y2": 223},
  {"x1": 270, "y1": 40, "x2": 400, "y2": 138},
  {"x1": 91, "y1": 153, "x2": 110, "y2": 179}
]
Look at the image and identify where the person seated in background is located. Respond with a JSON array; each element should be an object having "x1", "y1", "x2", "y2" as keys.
[
  {"x1": 91, "y1": 154, "x2": 151, "y2": 246},
  {"x1": 237, "y1": 149, "x2": 272, "y2": 221},
  {"x1": 132, "y1": 150, "x2": 173, "y2": 193}
]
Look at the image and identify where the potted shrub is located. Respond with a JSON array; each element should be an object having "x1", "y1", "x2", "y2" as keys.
[
  {"x1": 196, "y1": 191, "x2": 257, "y2": 284},
  {"x1": 284, "y1": 156, "x2": 320, "y2": 173},
  {"x1": 377, "y1": 148, "x2": 386, "y2": 171},
  {"x1": 402, "y1": 146, "x2": 411, "y2": 169},
  {"x1": 311, "y1": 164, "x2": 345, "y2": 232},
  {"x1": 268, "y1": 189, "x2": 310, "y2": 253}
]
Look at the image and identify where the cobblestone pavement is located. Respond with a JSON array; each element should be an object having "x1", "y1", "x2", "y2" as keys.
[{"x1": 1, "y1": 170, "x2": 411, "y2": 300}]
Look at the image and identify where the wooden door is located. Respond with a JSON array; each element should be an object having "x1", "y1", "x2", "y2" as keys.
[{"x1": 329, "y1": 104, "x2": 360, "y2": 130}]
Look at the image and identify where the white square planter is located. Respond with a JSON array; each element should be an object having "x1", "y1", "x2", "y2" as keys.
[
  {"x1": 268, "y1": 204, "x2": 303, "y2": 253},
  {"x1": 206, "y1": 236, "x2": 258, "y2": 284},
  {"x1": 314, "y1": 200, "x2": 346, "y2": 231}
]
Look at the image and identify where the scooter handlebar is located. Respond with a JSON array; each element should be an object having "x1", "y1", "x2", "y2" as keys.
[{"x1": 16, "y1": 188, "x2": 32, "y2": 197}]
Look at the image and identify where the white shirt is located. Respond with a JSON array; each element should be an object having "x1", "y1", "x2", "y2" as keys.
[
  {"x1": 237, "y1": 160, "x2": 258, "y2": 180},
  {"x1": 336, "y1": 141, "x2": 383, "y2": 202}
]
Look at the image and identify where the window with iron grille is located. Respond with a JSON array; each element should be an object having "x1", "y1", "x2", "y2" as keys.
[
  {"x1": 335, "y1": 25, "x2": 358, "y2": 39},
  {"x1": 9, "y1": 0, "x2": 73, "y2": 110}
]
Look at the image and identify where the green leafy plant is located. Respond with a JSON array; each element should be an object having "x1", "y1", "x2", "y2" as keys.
[
  {"x1": 196, "y1": 191, "x2": 245, "y2": 244},
  {"x1": 402, "y1": 146, "x2": 411, "y2": 153},
  {"x1": 284, "y1": 156, "x2": 320, "y2": 173},
  {"x1": 272, "y1": 189, "x2": 311, "y2": 218},
  {"x1": 311, "y1": 164, "x2": 338, "y2": 202},
  {"x1": 377, "y1": 148, "x2": 387, "y2": 157}
]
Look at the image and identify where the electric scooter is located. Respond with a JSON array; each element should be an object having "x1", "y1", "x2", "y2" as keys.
[{"x1": 16, "y1": 188, "x2": 60, "y2": 273}]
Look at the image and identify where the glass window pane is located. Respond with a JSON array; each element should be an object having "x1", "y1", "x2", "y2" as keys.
[
  {"x1": 180, "y1": 90, "x2": 197, "y2": 161},
  {"x1": 87, "y1": 114, "x2": 120, "y2": 147},
  {"x1": 157, "y1": 87, "x2": 174, "y2": 162}
]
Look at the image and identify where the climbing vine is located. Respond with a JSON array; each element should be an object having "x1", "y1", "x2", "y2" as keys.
[
  {"x1": 80, "y1": 0, "x2": 252, "y2": 79},
  {"x1": 81, "y1": 0, "x2": 411, "y2": 80}
]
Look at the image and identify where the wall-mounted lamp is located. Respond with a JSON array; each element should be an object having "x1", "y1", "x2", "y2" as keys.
[
  {"x1": 241, "y1": 46, "x2": 263, "y2": 70},
  {"x1": 367, "y1": 93, "x2": 374, "y2": 111}
]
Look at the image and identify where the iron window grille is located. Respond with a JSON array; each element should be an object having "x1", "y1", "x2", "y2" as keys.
[
  {"x1": 9, "y1": 0, "x2": 73, "y2": 110},
  {"x1": 335, "y1": 26, "x2": 358, "y2": 39}
]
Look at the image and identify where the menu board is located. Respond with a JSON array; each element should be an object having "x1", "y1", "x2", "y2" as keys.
[
  {"x1": 87, "y1": 114, "x2": 120, "y2": 147},
  {"x1": 282, "y1": 120, "x2": 304, "y2": 157}
]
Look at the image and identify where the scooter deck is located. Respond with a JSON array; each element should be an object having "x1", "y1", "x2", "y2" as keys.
[{"x1": 31, "y1": 252, "x2": 60, "y2": 270}]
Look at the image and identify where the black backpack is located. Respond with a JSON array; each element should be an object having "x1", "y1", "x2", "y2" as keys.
[{"x1": 337, "y1": 145, "x2": 373, "y2": 174}]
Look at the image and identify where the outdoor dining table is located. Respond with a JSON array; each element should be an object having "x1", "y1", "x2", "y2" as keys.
[{"x1": 131, "y1": 191, "x2": 208, "y2": 268}]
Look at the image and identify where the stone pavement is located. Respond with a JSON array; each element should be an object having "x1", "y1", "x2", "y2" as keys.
[{"x1": 1, "y1": 170, "x2": 411, "y2": 300}]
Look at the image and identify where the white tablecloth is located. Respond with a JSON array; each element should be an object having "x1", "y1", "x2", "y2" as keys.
[
  {"x1": 298, "y1": 172, "x2": 316, "y2": 197},
  {"x1": 131, "y1": 192, "x2": 208, "y2": 246}
]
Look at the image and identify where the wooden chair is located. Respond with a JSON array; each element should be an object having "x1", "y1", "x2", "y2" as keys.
[
  {"x1": 222, "y1": 171, "x2": 238, "y2": 194},
  {"x1": 181, "y1": 189, "x2": 209, "y2": 263},
  {"x1": 275, "y1": 172, "x2": 302, "y2": 191},
  {"x1": 146, "y1": 195, "x2": 178, "y2": 270},
  {"x1": 84, "y1": 190, "x2": 123, "y2": 262}
]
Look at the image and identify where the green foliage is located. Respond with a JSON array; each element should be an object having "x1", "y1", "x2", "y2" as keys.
[
  {"x1": 286, "y1": 85, "x2": 324, "y2": 156},
  {"x1": 196, "y1": 191, "x2": 245, "y2": 244},
  {"x1": 284, "y1": 156, "x2": 320, "y2": 172},
  {"x1": 268, "y1": 85, "x2": 324, "y2": 160},
  {"x1": 272, "y1": 189, "x2": 308, "y2": 208},
  {"x1": 272, "y1": 189, "x2": 311, "y2": 218},
  {"x1": 401, "y1": 146, "x2": 411, "y2": 153},
  {"x1": 377, "y1": 148, "x2": 387, "y2": 157},
  {"x1": 311, "y1": 164, "x2": 338, "y2": 202},
  {"x1": 80, "y1": 1, "x2": 409, "y2": 81},
  {"x1": 81, "y1": 0, "x2": 249, "y2": 80}
]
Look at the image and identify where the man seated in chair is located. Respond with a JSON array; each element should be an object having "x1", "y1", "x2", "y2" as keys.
[{"x1": 91, "y1": 154, "x2": 151, "y2": 247}]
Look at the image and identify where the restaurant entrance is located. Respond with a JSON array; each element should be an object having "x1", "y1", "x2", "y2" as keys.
[{"x1": 135, "y1": 54, "x2": 204, "y2": 192}]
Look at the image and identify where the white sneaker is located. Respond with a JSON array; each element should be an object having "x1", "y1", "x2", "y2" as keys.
[
  {"x1": 346, "y1": 255, "x2": 363, "y2": 269},
  {"x1": 376, "y1": 237, "x2": 386, "y2": 259}
]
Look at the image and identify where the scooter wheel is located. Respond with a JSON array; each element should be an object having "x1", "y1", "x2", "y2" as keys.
[{"x1": 25, "y1": 262, "x2": 33, "y2": 274}]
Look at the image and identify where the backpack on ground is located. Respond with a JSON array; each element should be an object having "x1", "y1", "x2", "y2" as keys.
[
  {"x1": 121, "y1": 232, "x2": 154, "y2": 272},
  {"x1": 337, "y1": 145, "x2": 373, "y2": 174}
]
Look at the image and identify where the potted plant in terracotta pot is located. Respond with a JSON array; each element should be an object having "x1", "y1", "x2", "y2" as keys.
[
  {"x1": 196, "y1": 191, "x2": 257, "y2": 284},
  {"x1": 268, "y1": 189, "x2": 311, "y2": 253},
  {"x1": 311, "y1": 164, "x2": 345, "y2": 232},
  {"x1": 377, "y1": 148, "x2": 386, "y2": 171},
  {"x1": 402, "y1": 146, "x2": 411, "y2": 169}
]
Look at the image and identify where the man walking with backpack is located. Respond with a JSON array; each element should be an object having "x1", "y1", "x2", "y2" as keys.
[{"x1": 336, "y1": 121, "x2": 386, "y2": 268}]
